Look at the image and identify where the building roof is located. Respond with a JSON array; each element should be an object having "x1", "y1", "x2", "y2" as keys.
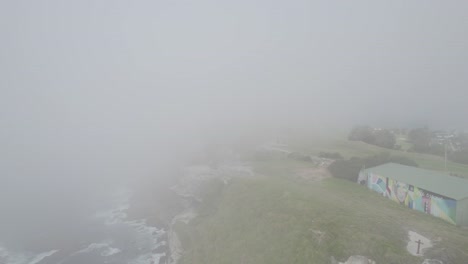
[{"x1": 361, "y1": 163, "x2": 468, "y2": 200}]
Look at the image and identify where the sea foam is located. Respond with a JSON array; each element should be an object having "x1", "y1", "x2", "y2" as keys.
[
  {"x1": 0, "y1": 246, "x2": 59, "y2": 264},
  {"x1": 74, "y1": 241, "x2": 121, "y2": 257},
  {"x1": 94, "y1": 188, "x2": 167, "y2": 263}
]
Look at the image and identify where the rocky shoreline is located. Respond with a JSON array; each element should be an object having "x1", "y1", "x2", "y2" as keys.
[
  {"x1": 164, "y1": 163, "x2": 255, "y2": 264},
  {"x1": 123, "y1": 161, "x2": 256, "y2": 264}
]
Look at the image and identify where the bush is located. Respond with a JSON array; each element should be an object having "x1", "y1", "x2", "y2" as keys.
[
  {"x1": 328, "y1": 159, "x2": 363, "y2": 182},
  {"x1": 328, "y1": 153, "x2": 418, "y2": 182},
  {"x1": 348, "y1": 126, "x2": 375, "y2": 144},
  {"x1": 348, "y1": 126, "x2": 396, "y2": 149},
  {"x1": 373, "y1": 129, "x2": 396, "y2": 149}
]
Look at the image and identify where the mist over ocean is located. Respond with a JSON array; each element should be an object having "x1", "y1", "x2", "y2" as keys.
[{"x1": 0, "y1": 179, "x2": 169, "y2": 264}]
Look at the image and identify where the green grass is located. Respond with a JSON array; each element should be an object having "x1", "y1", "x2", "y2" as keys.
[
  {"x1": 177, "y1": 159, "x2": 468, "y2": 264},
  {"x1": 289, "y1": 138, "x2": 468, "y2": 178},
  {"x1": 395, "y1": 135, "x2": 413, "y2": 151}
]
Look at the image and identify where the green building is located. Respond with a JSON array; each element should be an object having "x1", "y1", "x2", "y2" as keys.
[{"x1": 358, "y1": 163, "x2": 468, "y2": 226}]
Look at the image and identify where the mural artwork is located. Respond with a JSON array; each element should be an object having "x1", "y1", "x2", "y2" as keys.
[
  {"x1": 367, "y1": 173, "x2": 457, "y2": 225},
  {"x1": 368, "y1": 174, "x2": 387, "y2": 195}
]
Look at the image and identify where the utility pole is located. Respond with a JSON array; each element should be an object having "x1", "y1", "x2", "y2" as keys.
[{"x1": 445, "y1": 141, "x2": 448, "y2": 172}]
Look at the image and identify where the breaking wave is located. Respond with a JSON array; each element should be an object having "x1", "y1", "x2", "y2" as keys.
[{"x1": 0, "y1": 246, "x2": 58, "y2": 264}]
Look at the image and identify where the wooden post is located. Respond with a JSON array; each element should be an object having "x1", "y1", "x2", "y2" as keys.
[{"x1": 416, "y1": 239, "x2": 424, "y2": 254}]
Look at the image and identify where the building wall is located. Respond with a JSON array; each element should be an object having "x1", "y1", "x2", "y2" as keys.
[
  {"x1": 357, "y1": 171, "x2": 367, "y2": 184},
  {"x1": 456, "y1": 198, "x2": 468, "y2": 226},
  {"x1": 366, "y1": 171, "x2": 458, "y2": 225}
]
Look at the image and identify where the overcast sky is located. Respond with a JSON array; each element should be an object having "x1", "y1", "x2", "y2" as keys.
[
  {"x1": 2, "y1": 0, "x2": 468, "y2": 130},
  {"x1": 1, "y1": 1, "x2": 468, "y2": 201}
]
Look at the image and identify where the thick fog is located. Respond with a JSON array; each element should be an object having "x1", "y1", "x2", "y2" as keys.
[{"x1": 1, "y1": 0, "x2": 468, "y2": 257}]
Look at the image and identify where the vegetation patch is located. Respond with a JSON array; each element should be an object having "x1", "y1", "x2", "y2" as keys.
[
  {"x1": 177, "y1": 158, "x2": 468, "y2": 264},
  {"x1": 328, "y1": 152, "x2": 418, "y2": 182},
  {"x1": 289, "y1": 138, "x2": 468, "y2": 178}
]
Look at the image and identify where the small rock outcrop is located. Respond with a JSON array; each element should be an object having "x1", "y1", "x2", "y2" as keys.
[
  {"x1": 422, "y1": 259, "x2": 443, "y2": 264},
  {"x1": 338, "y1": 255, "x2": 376, "y2": 264}
]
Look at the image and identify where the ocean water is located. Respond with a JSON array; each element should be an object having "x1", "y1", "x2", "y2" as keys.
[{"x1": 0, "y1": 189, "x2": 167, "y2": 264}]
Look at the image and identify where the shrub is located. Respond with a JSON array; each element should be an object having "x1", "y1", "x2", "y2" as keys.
[
  {"x1": 328, "y1": 153, "x2": 418, "y2": 182},
  {"x1": 328, "y1": 159, "x2": 363, "y2": 182}
]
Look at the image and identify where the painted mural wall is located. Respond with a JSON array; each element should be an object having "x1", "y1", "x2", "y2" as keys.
[{"x1": 367, "y1": 173, "x2": 457, "y2": 225}]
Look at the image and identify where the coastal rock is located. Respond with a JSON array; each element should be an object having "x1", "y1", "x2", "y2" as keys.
[
  {"x1": 422, "y1": 259, "x2": 443, "y2": 264},
  {"x1": 330, "y1": 256, "x2": 338, "y2": 264},
  {"x1": 339, "y1": 255, "x2": 376, "y2": 264}
]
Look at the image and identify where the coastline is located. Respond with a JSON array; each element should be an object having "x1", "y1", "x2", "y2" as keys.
[
  {"x1": 126, "y1": 168, "x2": 187, "y2": 264},
  {"x1": 165, "y1": 163, "x2": 255, "y2": 264},
  {"x1": 127, "y1": 162, "x2": 254, "y2": 264}
]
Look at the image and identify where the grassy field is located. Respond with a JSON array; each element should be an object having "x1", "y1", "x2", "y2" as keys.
[
  {"x1": 395, "y1": 134, "x2": 413, "y2": 151},
  {"x1": 289, "y1": 138, "x2": 468, "y2": 178},
  {"x1": 175, "y1": 158, "x2": 468, "y2": 264}
]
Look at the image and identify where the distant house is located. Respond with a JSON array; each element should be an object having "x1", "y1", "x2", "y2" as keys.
[{"x1": 358, "y1": 163, "x2": 468, "y2": 226}]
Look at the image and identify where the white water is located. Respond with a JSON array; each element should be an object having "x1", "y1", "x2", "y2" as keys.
[
  {"x1": 87, "y1": 189, "x2": 167, "y2": 264},
  {"x1": 28, "y1": 250, "x2": 59, "y2": 264},
  {"x1": 0, "y1": 246, "x2": 59, "y2": 264},
  {"x1": 73, "y1": 241, "x2": 121, "y2": 257},
  {"x1": 1, "y1": 188, "x2": 168, "y2": 264}
]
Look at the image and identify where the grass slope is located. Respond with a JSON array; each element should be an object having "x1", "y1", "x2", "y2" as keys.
[
  {"x1": 290, "y1": 139, "x2": 468, "y2": 178},
  {"x1": 176, "y1": 159, "x2": 468, "y2": 264}
]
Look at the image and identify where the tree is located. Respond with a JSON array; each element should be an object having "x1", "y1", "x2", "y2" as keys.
[
  {"x1": 348, "y1": 126, "x2": 375, "y2": 144},
  {"x1": 373, "y1": 130, "x2": 396, "y2": 149},
  {"x1": 348, "y1": 126, "x2": 395, "y2": 149},
  {"x1": 408, "y1": 127, "x2": 431, "y2": 152},
  {"x1": 454, "y1": 132, "x2": 468, "y2": 149}
]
